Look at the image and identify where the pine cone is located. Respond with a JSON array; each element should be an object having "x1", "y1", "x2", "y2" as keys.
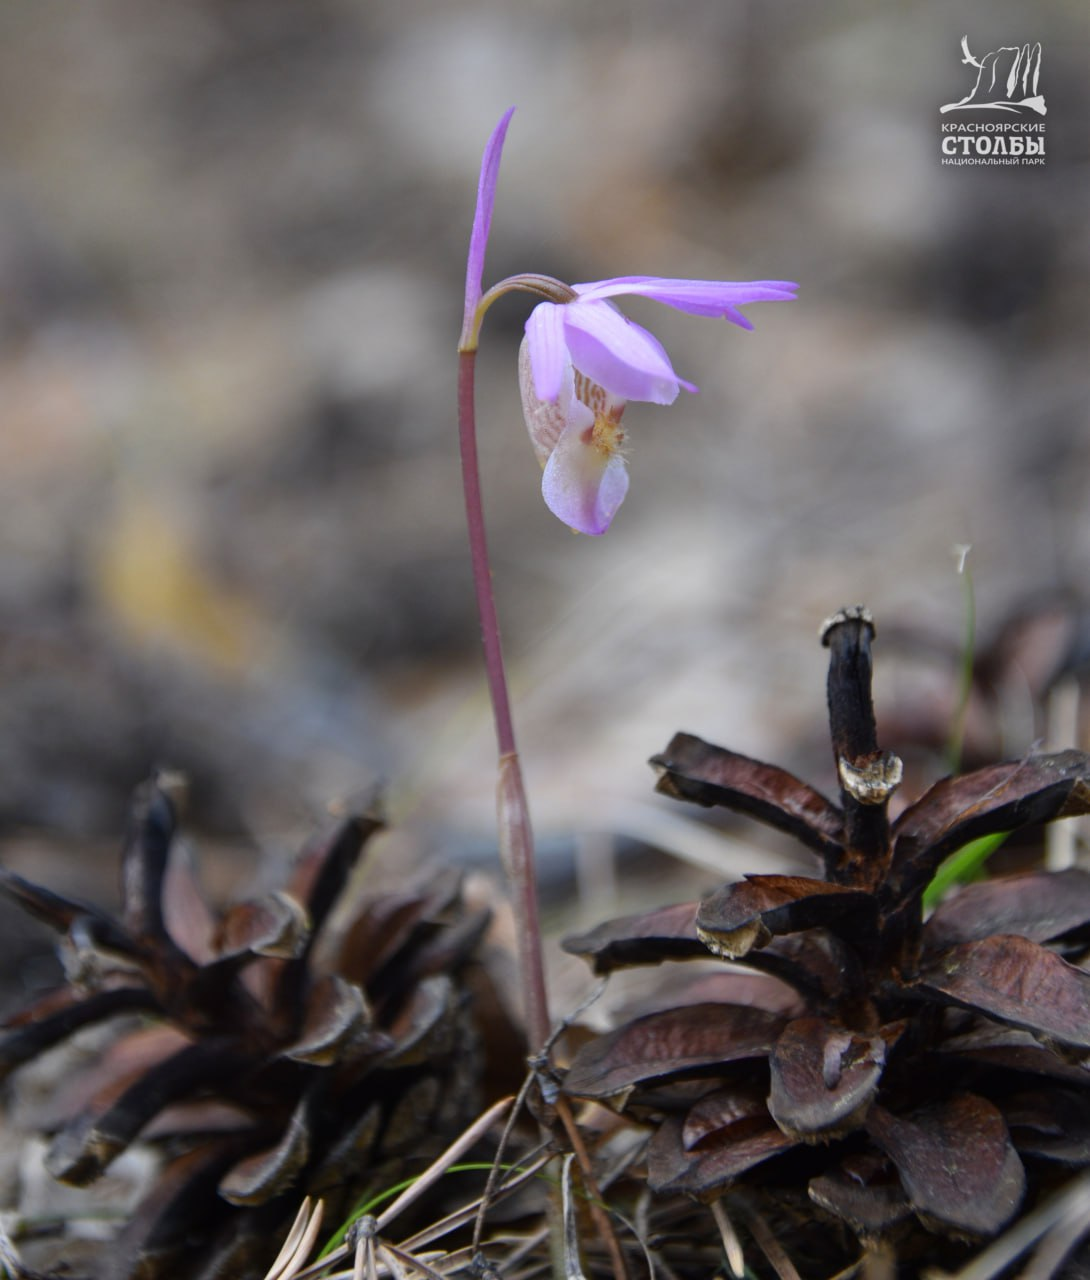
[
  {"x1": 0, "y1": 780, "x2": 499, "y2": 1279},
  {"x1": 563, "y1": 607, "x2": 1090, "y2": 1274}
]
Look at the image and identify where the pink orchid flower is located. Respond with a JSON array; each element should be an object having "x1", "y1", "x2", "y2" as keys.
[{"x1": 463, "y1": 110, "x2": 797, "y2": 535}]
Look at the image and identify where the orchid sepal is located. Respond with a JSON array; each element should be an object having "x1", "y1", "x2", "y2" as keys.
[{"x1": 460, "y1": 107, "x2": 515, "y2": 352}]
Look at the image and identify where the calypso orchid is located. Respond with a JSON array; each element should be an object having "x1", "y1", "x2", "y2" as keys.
[
  {"x1": 452, "y1": 108, "x2": 798, "y2": 1069},
  {"x1": 460, "y1": 108, "x2": 797, "y2": 535}
]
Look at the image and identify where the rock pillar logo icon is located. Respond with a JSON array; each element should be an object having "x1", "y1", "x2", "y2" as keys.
[{"x1": 941, "y1": 36, "x2": 1046, "y2": 115}]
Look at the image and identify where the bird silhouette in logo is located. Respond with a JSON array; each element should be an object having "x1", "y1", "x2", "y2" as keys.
[{"x1": 941, "y1": 36, "x2": 1046, "y2": 114}]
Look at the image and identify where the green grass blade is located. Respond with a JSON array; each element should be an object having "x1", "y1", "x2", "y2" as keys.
[
  {"x1": 923, "y1": 831, "x2": 1009, "y2": 911},
  {"x1": 317, "y1": 1163, "x2": 517, "y2": 1260}
]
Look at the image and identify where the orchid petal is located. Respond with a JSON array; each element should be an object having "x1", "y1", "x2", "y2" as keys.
[
  {"x1": 574, "y1": 276, "x2": 799, "y2": 324},
  {"x1": 562, "y1": 300, "x2": 694, "y2": 404},
  {"x1": 518, "y1": 336, "x2": 582, "y2": 468},
  {"x1": 720, "y1": 304, "x2": 754, "y2": 331},
  {"x1": 524, "y1": 302, "x2": 568, "y2": 403},
  {"x1": 461, "y1": 108, "x2": 515, "y2": 341},
  {"x1": 541, "y1": 419, "x2": 630, "y2": 536}
]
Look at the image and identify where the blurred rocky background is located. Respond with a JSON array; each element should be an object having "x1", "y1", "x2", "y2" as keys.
[{"x1": 0, "y1": 0, "x2": 1088, "y2": 1001}]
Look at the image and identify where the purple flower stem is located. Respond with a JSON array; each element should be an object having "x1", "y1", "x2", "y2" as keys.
[{"x1": 457, "y1": 348, "x2": 551, "y2": 1054}]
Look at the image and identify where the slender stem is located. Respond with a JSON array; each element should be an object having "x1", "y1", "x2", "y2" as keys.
[
  {"x1": 946, "y1": 552, "x2": 976, "y2": 774},
  {"x1": 457, "y1": 349, "x2": 551, "y2": 1053}
]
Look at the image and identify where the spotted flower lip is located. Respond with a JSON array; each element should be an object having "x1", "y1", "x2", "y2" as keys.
[{"x1": 519, "y1": 340, "x2": 630, "y2": 536}]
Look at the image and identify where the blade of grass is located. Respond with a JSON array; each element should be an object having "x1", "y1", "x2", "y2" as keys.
[
  {"x1": 318, "y1": 1098, "x2": 514, "y2": 1259},
  {"x1": 376, "y1": 1096, "x2": 514, "y2": 1232},
  {"x1": 922, "y1": 831, "x2": 1010, "y2": 910},
  {"x1": 400, "y1": 1154, "x2": 553, "y2": 1253}
]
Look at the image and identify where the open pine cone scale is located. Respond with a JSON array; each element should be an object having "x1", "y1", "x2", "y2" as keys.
[
  {"x1": 0, "y1": 781, "x2": 497, "y2": 1279},
  {"x1": 563, "y1": 606, "x2": 1090, "y2": 1265}
]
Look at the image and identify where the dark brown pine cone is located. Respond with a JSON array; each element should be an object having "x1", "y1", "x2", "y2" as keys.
[
  {"x1": 0, "y1": 780, "x2": 505, "y2": 1280},
  {"x1": 563, "y1": 606, "x2": 1090, "y2": 1277}
]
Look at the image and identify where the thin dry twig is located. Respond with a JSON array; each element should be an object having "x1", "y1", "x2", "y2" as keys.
[
  {"x1": 265, "y1": 1198, "x2": 326, "y2": 1280},
  {"x1": 609, "y1": 1208, "x2": 658, "y2": 1280},
  {"x1": 824, "y1": 1259, "x2": 863, "y2": 1280},
  {"x1": 376, "y1": 1096, "x2": 514, "y2": 1232},
  {"x1": 498, "y1": 1226, "x2": 552, "y2": 1273},
  {"x1": 1018, "y1": 1185, "x2": 1090, "y2": 1280},
  {"x1": 472, "y1": 1064, "x2": 543, "y2": 1255},
  {"x1": 401, "y1": 1151, "x2": 552, "y2": 1253},
  {"x1": 379, "y1": 1242, "x2": 410, "y2": 1280},
  {"x1": 380, "y1": 1240, "x2": 451, "y2": 1280},
  {"x1": 281, "y1": 1096, "x2": 542, "y2": 1280},
  {"x1": 710, "y1": 1199, "x2": 745, "y2": 1280},
  {"x1": 932, "y1": 1172, "x2": 1090, "y2": 1280},
  {"x1": 471, "y1": 980, "x2": 624, "y2": 1280},
  {"x1": 744, "y1": 1201, "x2": 803, "y2": 1280},
  {"x1": 554, "y1": 1095, "x2": 630, "y2": 1280},
  {"x1": 561, "y1": 1154, "x2": 589, "y2": 1280}
]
